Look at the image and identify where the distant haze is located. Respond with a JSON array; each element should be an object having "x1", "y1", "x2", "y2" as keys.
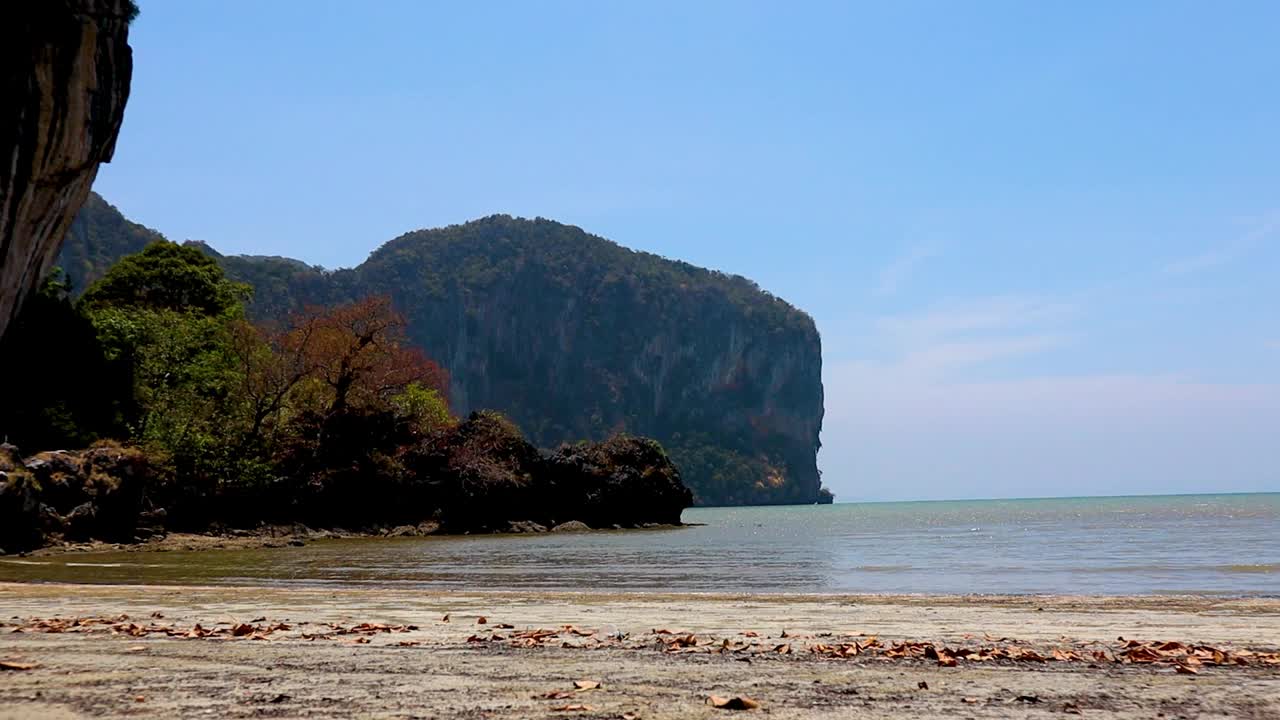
[{"x1": 94, "y1": 1, "x2": 1278, "y2": 501}]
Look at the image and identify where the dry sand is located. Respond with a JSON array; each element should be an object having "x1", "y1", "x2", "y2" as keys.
[{"x1": 1, "y1": 582, "x2": 1277, "y2": 719}]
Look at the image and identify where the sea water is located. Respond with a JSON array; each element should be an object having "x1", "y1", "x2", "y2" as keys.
[{"x1": 3, "y1": 493, "x2": 1277, "y2": 595}]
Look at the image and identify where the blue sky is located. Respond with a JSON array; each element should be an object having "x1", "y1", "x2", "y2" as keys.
[{"x1": 95, "y1": 1, "x2": 1279, "y2": 501}]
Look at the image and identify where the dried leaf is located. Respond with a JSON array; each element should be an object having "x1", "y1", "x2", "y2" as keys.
[
  {"x1": 551, "y1": 704, "x2": 595, "y2": 712},
  {"x1": 1175, "y1": 664, "x2": 1199, "y2": 675},
  {"x1": 0, "y1": 661, "x2": 39, "y2": 671},
  {"x1": 476, "y1": 616, "x2": 487, "y2": 625},
  {"x1": 573, "y1": 680, "x2": 602, "y2": 690},
  {"x1": 707, "y1": 695, "x2": 760, "y2": 710}
]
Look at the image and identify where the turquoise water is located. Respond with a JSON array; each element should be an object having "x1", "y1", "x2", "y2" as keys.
[{"x1": 2, "y1": 493, "x2": 1278, "y2": 595}]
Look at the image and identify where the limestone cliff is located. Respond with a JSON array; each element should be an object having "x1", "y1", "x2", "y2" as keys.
[
  {"x1": 59, "y1": 204, "x2": 831, "y2": 506},
  {"x1": 0, "y1": 1, "x2": 134, "y2": 340}
]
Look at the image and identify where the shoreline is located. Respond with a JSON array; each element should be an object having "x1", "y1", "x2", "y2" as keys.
[
  {"x1": 12, "y1": 521, "x2": 691, "y2": 557},
  {"x1": 1, "y1": 582, "x2": 1278, "y2": 718}
]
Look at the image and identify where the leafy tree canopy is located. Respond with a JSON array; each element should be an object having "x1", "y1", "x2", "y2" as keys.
[{"x1": 80, "y1": 241, "x2": 249, "y2": 318}]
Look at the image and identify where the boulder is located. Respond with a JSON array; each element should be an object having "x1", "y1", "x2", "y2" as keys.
[
  {"x1": 63, "y1": 501, "x2": 97, "y2": 541},
  {"x1": 550, "y1": 520, "x2": 592, "y2": 533},
  {"x1": 505, "y1": 520, "x2": 549, "y2": 534},
  {"x1": 0, "y1": 468, "x2": 42, "y2": 551},
  {"x1": 0, "y1": 442, "x2": 162, "y2": 549},
  {"x1": 0, "y1": 443, "x2": 22, "y2": 472}
]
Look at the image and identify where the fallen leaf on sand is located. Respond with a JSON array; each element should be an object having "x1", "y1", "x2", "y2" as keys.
[
  {"x1": 962, "y1": 697, "x2": 979, "y2": 704},
  {"x1": 441, "y1": 614, "x2": 450, "y2": 623},
  {"x1": 127, "y1": 646, "x2": 147, "y2": 653},
  {"x1": 477, "y1": 616, "x2": 488, "y2": 625},
  {"x1": 134, "y1": 696, "x2": 145, "y2": 703},
  {"x1": 0, "y1": 661, "x2": 39, "y2": 671},
  {"x1": 707, "y1": 695, "x2": 760, "y2": 710},
  {"x1": 573, "y1": 680, "x2": 602, "y2": 690},
  {"x1": 539, "y1": 691, "x2": 576, "y2": 700},
  {"x1": 1175, "y1": 664, "x2": 1199, "y2": 675},
  {"x1": 621, "y1": 713, "x2": 640, "y2": 720},
  {"x1": 551, "y1": 704, "x2": 595, "y2": 712},
  {"x1": 917, "y1": 681, "x2": 929, "y2": 690}
]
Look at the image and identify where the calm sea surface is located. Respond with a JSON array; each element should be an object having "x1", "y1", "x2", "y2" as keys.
[{"x1": 3, "y1": 494, "x2": 1278, "y2": 596}]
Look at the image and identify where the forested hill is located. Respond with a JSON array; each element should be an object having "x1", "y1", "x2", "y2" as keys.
[{"x1": 59, "y1": 194, "x2": 831, "y2": 506}]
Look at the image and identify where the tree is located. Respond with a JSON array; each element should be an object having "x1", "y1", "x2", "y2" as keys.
[
  {"x1": 227, "y1": 319, "x2": 314, "y2": 449},
  {"x1": 291, "y1": 296, "x2": 449, "y2": 416},
  {"x1": 80, "y1": 241, "x2": 249, "y2": 318},
  {"x1": 0, "y1": 270, "x2": 129, "y2": 448},
  {"x1": 390, "y1": 382, "x2": 455, "y2": 435}
]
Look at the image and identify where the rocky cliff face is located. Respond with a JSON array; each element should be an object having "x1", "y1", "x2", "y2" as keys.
[
  {"x1": 351, "y1": 217, "x2": 828, "y2": 505},
  {"x1": 0, "y1": 1, "x2": 134, "y2": 340},
  {"x1": 58, "y1": 204, "x2": 831, "y2": 506}
]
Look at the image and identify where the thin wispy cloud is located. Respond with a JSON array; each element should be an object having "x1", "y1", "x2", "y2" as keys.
[
  {"x1": 1162, "y1": 212, "x2": 1280, "y2": 276},
  {"x1": 876, "y1": 296, "x2": 1075, "y2": 346},
  {"x1": 844, "y1": 295, "x2": 1078, "y2": 384},
  {"x1": 874, "y1": 246, "x2": 937, "y2": 296}
]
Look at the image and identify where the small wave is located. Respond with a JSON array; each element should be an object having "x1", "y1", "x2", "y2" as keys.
[
  {"x1": 1215, "y1": 563, "x2": 1280, "y2": 574},
  {"x1": 853, "y1": 564, "x2": 913, "y2": 572},
  {"x1": 0, "y1": 559, "x2": 53, "y2": 566},
  {"x1": 63, "y1": 562, "x2": 126, "y2": 568}
]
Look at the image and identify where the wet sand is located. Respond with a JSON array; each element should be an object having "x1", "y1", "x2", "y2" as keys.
[{"x1": 1, "y1": 582, "x2": 1278, "y2": 719}]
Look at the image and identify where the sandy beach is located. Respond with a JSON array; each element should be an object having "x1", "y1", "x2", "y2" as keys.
[{"x1": 1, "y1": 582, "x2": 1277, "y2": 719}]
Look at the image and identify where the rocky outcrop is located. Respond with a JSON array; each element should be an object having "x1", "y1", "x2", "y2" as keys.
[
  {"x1": 0, "y1": 1, "x2": 134, "y2": 340},
  {"x1": 0, "y1": 444, "x2": 43, "y2": 552},
  {"x1": 0, "y1": 419, "x2": 692, "y2": 552},
  {"x1": 0, "y1": 442, "x2": 161, "y2": 552},
  {"x1": 57, "y1": 206, "x2": 831, "y2": 506},
  {"x1": 410, "y1": 412, "x2": 693, "y2": 533}
]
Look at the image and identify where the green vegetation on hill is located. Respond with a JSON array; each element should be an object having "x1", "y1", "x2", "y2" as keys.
[
  {"x1": 56, "y1": 195, "x2": 831, "y2": 506},
  {"x1": 0, "y1": 241, "x2": 691, "y2": 551}
]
